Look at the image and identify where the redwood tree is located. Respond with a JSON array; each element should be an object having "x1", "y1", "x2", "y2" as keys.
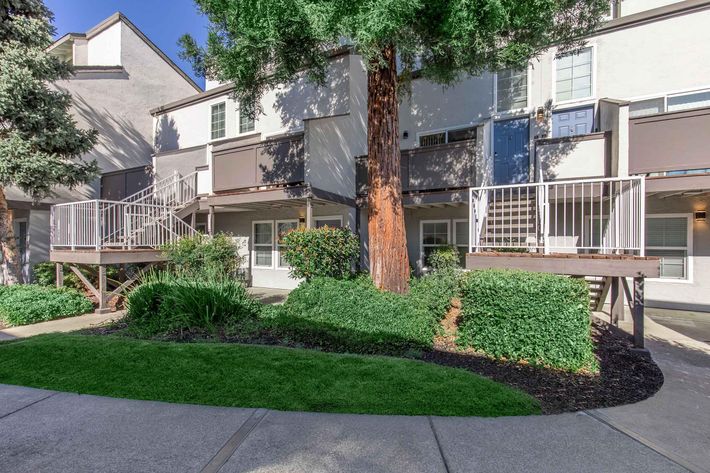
[
  {"x1": 180, "y1": 0, "x2": 609, "y2": 293},
  {"x1": 0, "y1": 0, "x2": 98, "y2": 284}
]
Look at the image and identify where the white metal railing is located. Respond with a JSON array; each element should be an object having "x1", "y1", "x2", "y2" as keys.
[
  {"x1": 468, "y1": 176, "x2": 645, "y2": 255},
  {"x1": 50, "y1": 172, "x2": 199, "y2": 251}
]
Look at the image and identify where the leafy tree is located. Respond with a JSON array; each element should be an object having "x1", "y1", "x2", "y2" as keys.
[
  {"x1": 180, "y1": 0, "x2": 609, "y2": 293},
  {"x1": 0, "y1": 0, "x2": 98, "y2": 284}
]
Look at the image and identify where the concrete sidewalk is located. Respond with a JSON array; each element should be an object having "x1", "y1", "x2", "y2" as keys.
[
  {"x1": 1, "y1": 319, "x2": 708, "y2": 473},
  {"x1": 0, "y1": 311, "x2": 122, "y2": 340}
]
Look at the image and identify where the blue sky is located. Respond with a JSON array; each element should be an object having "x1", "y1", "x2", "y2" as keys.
[{"x1": 45, "y1": 0, "x2": 209, "y2": 89}]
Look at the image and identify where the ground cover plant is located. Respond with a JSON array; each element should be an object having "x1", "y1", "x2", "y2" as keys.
[
  {"x1": 0, "y1": 285, "x2": 93, "y2": 326},
  {"x1": 458, "y1": 269, "x2": 596, "y2": 372},
  {"x1": 0, "y1": 333, "x2": 540, "y2": 417}
]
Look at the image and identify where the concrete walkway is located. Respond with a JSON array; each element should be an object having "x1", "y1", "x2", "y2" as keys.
[
  {"x1": 0, "y1": 311, "x2": 123, "y2": 341},
  {"x1": 1, "y1": 320, "x2": 708, "y2": 472}
]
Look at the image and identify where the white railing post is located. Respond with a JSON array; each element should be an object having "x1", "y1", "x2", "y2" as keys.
[
  {"x1": 94, "y1": 201, "x2": 101, "y2": 250},
  {"x1": 468, "y1": 188, "x2": 474, "y2": 254},
  {"x1": 639, "y1": 177, "x2": 646, "y2": 256},
  {"x1": 543, "y1": 183, "x2": 551, "y2": 254}
]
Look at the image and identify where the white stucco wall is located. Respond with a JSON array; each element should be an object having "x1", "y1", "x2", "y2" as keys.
[
  {"x1": 87, "y1": 21, "x2": 121, "y2": 66},
  {"x1": 620, "y1": 0, "x2": 685, "y2": 16}
]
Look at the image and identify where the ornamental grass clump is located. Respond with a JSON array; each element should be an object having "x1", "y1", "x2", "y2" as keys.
[{"x1": 458, "y1": 269, "x2": 596, "y2": 372}]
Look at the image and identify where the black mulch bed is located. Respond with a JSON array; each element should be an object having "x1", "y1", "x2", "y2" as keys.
[
  {"x1": 84, "y1": 317, "x2": 664, "y2": 415},
  {"x1": 423, "y1": 318, "x2": 664, "y2": 414}
]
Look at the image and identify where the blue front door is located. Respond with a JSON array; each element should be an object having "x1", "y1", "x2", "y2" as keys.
[
  {"x1": 551, "y1": 105, "x2": 595, "y2": 137},
  {"x1": 494, "y1": 118, "x2": 530, "y2": 185}
]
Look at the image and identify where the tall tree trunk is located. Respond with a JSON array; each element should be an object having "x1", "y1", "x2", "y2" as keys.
[
  {"x1": 0, "y1": 186, "x2": 22, "y2": 285},
  {"x1": 367, "y1": 45, "x2": 409, "y2": 294}
]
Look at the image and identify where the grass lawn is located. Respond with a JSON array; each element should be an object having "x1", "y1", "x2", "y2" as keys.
[{"x1": 0, "y1": 334, "x2": 540, "y2": 417}]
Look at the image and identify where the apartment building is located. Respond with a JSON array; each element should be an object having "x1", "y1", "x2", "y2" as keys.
[
  {"x1": 2, "y1": 13, "x2": 200, "y2": 282},
  {"x1": 49, "y1": 0, "x2": 710, "y2": 312}
]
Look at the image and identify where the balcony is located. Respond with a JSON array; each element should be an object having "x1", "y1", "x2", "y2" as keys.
[
  {"x1": 212, "y1": 135, "x2": 305, "y2": 193},
  {"x1": 357, "y1": 139, "x2": 476, "y2": 194},
  {"x1": 629, "y1": 106, "x2": 710, "y2": 175},
  {"x1": 535, "y1": 132, "x2": 610, "y2": 181}
]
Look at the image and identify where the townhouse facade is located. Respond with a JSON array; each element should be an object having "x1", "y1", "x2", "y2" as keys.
[
  {"x1": 1, "y1": 13, "x2": 200, "y2": 282},
  {"x1": 47, "y1": 0, "x2": 710, "y2": 312}
]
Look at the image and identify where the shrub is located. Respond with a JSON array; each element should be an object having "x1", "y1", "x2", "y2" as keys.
[
  {"x1": 427, "y1": 245, "x2": 461, "y2": 271},
  {"x1": 281, "y1": 226, "x2": 359, "y2": 280},
  {"x1": 125, "y1": 272, "x2": 261, "y2": 337},
  {"x1": 409, "y1": 270, "x2": 461, "y2": 322},
  {"x1": 271, "y1": 276, "x2": 441, "y2": 354},
  {"x1": 162, "y1": 233, "x2": 244, "y2": 278},
  {"x1": 0, "y1": 285, "x2": 93, "y2": 326},
  {"x1": 32, "y1": 262, "x2": 123, "y2": 291},
  {"x1": 458, "y1": 269, "x2": 595, "y2": 371}
]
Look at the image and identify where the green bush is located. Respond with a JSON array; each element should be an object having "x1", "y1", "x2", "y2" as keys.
[
  {"x1": 281, "y1": 226, "x2": 359, "y2": 280},
  {"x1": 409, "y1": 270, "x2": 461, "y2": 322},
  {"x1": 125, "y1": 272, "x2": 261, "y2": 337},
  {"x1": 33, "y1": 262, "x2": 123, "y2": 290},
  {"x1": 0, "y1": 285, "x2": 93, "y2": 326},
  {"x1": 458, "y1": 269, "x2": 595, "y2": 371},
  {"x1": 427, "y1": 245, "x2": 461, "y2": 271},
  {"x1": 271, "y1": 276, "x2": 444, "y2": 354},
  {"x1": 162, "y1": 233, "x2": 244, "y2": 278}
]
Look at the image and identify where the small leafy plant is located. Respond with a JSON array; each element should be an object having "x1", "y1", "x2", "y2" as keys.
[
  {"x1": 280, "y1": 226, "x2": 359, "y2": 280},
  {"x1": 0, "y1": 285, "x2": 93, "y2": 326},
  {"x1": 161, "y1": 233, "x2": 244, "y2": 278},
  {"x1": 426, "y1": 245, "x2": 461, "y2": 271}
]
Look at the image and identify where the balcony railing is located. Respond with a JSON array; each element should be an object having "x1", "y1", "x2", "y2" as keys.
[
  {"x1": 357, "y1": 139, "x2": 476, "y2": 194},
  {"x1": 469, "y1": 176, "x2": 645, "y2": 254}
]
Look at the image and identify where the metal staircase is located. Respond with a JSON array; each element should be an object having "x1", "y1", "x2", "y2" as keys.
[{"x1": 50, "y1": 171, "x2": 199, "y2": 251}]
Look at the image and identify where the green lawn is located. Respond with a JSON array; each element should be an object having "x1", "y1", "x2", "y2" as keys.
[{"x1": 0, "y1": 334, "x2": 540, "y2": 416}]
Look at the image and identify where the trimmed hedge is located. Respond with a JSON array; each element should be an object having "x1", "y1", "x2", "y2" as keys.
[
  {"x1": 0, "y1": 285, "x2": 93, "y2": 326},
  {"x1": 272, "y1": 275, "x2": 448, "y2": 355},
  {"x1": 281, "y1": 226, "x2": 359, "y2": 280},
  {"x1": 458, "y1": 269, "x2": 596, "y2": 371},
  {"x1": 125, "y1": 272, "x2": 261, "y2": 337}
]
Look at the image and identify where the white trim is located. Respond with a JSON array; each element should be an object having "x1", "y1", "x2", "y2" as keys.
[
  {"x1": 275, "y1": 219, "x2": 298, "y2": 270},
  {"x1": 209, "y1": 101, "x2": 227, "y2": 141},
  {"x1": 314, "y1": 215, "x2": 343, "y2": 228},
  {"x1": 552, "y1": 44, "x2": 597, "y2": 107},
  {"x1": 251, "y1": 220, "x2": 275, "y2": 269},
  {"x1": 645, "y1": 213, "x2": 694, "y2": 284},
  {"x1": 419, "y1": 219, "x2": 451, "y2": 269},
  {"x1": 493, "y1": 65, "x2": 532, "y2": 116},
  {"x1": 624, "y1": 85, "x2": 710, "y2": 105}
]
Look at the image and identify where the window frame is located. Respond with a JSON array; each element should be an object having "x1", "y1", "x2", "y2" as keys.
[
  {"x1": 416, "y1": 124, "x2": 478, "y2": 149},
  {"x1": 645, "y1": 213, "x2": 693, "y2": 283},
  {"x1": 552, "y1": 45, "x2": 596, "y2": 106},
  {"x1": 275, "y1": 219, "x2": 299, "y2": 270},
  {"x1": 210, "y1": 101, "x2": 227, "y2": 141},
  {"x1": 419, "y1": 219, "x2": 451, "y2": 269},
  {"x1": 252, "y1": 220, "x2": 275, "y2": 269},
  {"x1": 314, "y1": 215, "x2": 343, "y2": 229},
  {"x1": 494, "y1": 66, "x2": 531, "y2": 114}
]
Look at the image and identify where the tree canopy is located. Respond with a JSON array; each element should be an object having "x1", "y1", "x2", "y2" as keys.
[
  {"x1": 180, "y1": 0, "x2": 610, "y2": 109},
  {"x1": 0, "y1": 0, "x2": 98, "y2": 201}
]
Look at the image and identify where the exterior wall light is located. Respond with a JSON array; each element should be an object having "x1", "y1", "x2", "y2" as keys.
[
  {"x1": 695, "y1": 210, "x2": 707, "y2": 222},
  {"x1": 535, "y1": 107, "x2": 546, "y2": 123}
]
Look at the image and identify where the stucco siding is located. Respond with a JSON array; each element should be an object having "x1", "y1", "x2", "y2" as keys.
[
  {"x1": 87, "y1": 21, "x2": 121, "y2": 66},
  {"x1": 154, "y1": 146, "x2": 208, "y2": 182}
]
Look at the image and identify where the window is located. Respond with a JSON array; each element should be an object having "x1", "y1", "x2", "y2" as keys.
[
  {"x1": 555, "y1": 47, "x2": 593, "y2": 102},
  {"x1": 210, "y1": 102, "x2": 226, "y2": 140},
  {"x1": 252, "y1": 221, "x2": 274, "y2": 268},
  {"x1": 239, "y1": 102, "x2": 255, "y2": 134},
  {"x1": 421, "y1": 221, "x2": 450, "y2": 266},
  {"x1": 315, "y1": 216, "x2": 343, "y2": 228},
  {"x1": 667, "y1": 89, "x2": 710, "y2": 113},
  {"x1": 646, "y1": 216, "x2": 690, "y2": 279},
  {"x1": 629, "y1": 98, "x2": 665, "y2": 118},
  {"x1": 496, "y1": 68, "x2": 528, "y2": 111},
  {"x1": 276, "y1": 220, "x2": 298, "y2": 268},
  {"x1": 419, "y1": 126, "x2": 476, "y2": 148},
  {"x1": 453, "y1": 220, "x2": 469, "y2": 267}
]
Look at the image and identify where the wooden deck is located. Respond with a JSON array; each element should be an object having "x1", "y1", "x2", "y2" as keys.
[{"x1": 50, "y1": 248, "x2": 166, "y2": 265}]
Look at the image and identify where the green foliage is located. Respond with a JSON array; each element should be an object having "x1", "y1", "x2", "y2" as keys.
[
  {"x1": 458, "y1": 269, "x2": 596, "y2": 372},
  {"x1": 179, "y1": 0, "x2": 609, "y2": 111},
  {"x1": 0, "y1": 284, "x2": 93, "y2": 326},
  {"x1": 409, "y1": 270, "x2": 461, "y2": 322},
  {"x1": 271, "y1": 275, "x2": 450, "y2": 355},
  {"x1": 32, "y1": 262, "x2": 122, "y2": 291},
  {"x1": 281, "y1": 226, "x2": 359, "y2": 280},
  {"x1": 427, "y1": 245, "x2": 461, "y2": 271},
  {"x1": 0, "y1": 333, "x2": 540, "y2": 416},
  {"x1": 161, "y1": 233, "x2": 244, "y2": 278},
  {"x1": 125, "y1": 272, "x2": 261, "y2": 337},
  {"x1": 0, "y1": 0, "x2": 98, "y2": 200}
]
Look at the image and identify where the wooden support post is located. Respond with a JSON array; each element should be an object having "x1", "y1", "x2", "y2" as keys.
[
  {"x1": 610, "y1": 277, "x2": 624, "y2": 326},
  {"x1": 55, "y1": 263, "x2": 64, "y2": 288},
  {"x1": 306, "y1": 197, "x2": 313, "y2": 229},
  {"x1": 632, "y1": 277, "x2": 645, "y2": 349},
  {"x1": 208, "y1": 206, "x2": 215, "y2": 236},
  {"x1": 96, "y1": 265, "x2": 110, "y2": 314}
]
